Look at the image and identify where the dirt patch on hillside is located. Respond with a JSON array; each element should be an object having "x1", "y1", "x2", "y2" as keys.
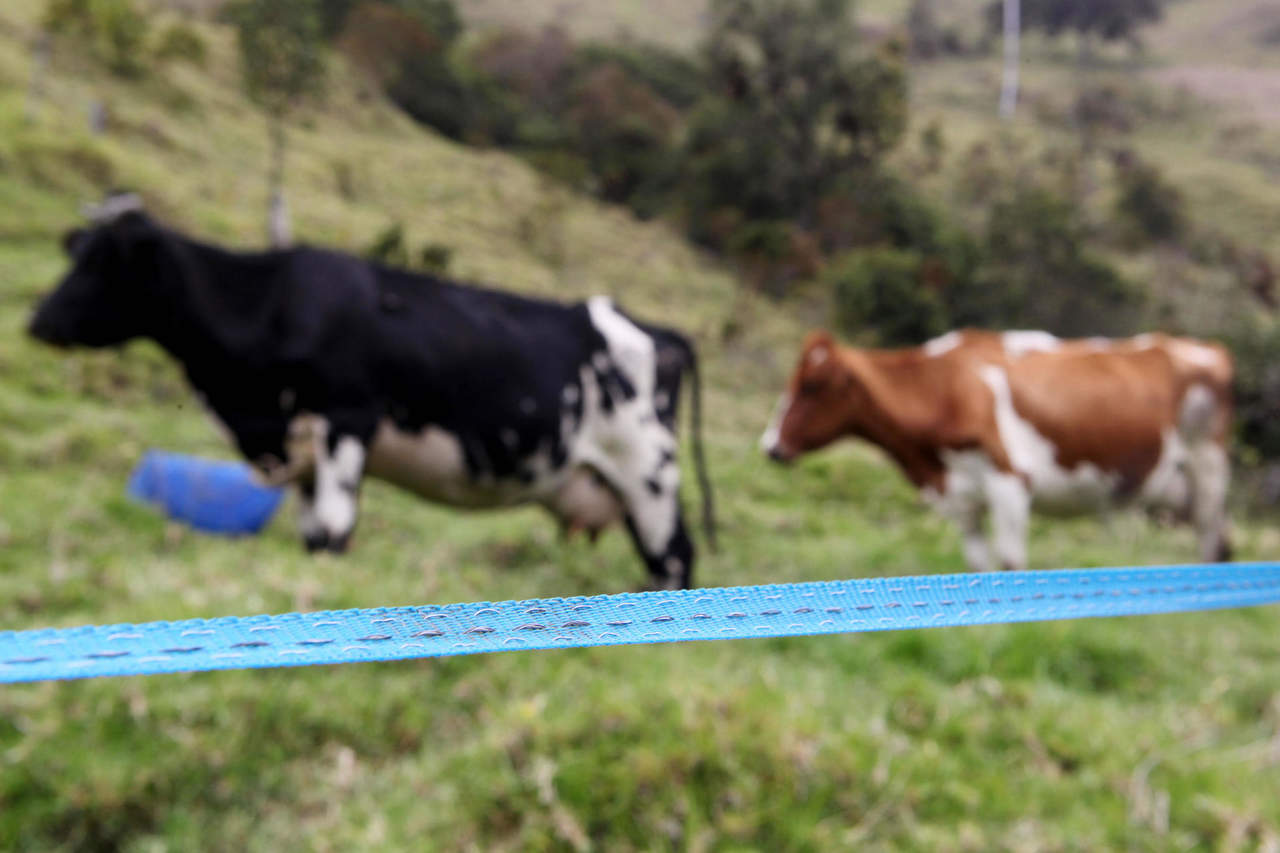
[{"x1": 1152, "y1": 66, "x2": 1280, "y2": 125}]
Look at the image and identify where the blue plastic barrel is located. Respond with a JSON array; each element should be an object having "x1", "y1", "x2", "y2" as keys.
[{"x1": 126, "y1": 451, "x2": 286, "y2": 536}]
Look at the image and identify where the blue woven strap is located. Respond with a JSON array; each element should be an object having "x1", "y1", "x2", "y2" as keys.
[{"x1": 3, "y1": 563, "x2": 1279, "y2": 684}]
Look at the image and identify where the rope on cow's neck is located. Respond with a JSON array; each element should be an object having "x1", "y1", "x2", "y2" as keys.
[{"x1": 2, "y1": 563, "x2": 1277, "y2": 684}]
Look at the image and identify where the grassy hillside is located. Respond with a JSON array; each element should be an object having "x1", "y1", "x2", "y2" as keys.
[{"x1": 3, "y1": 1, "x2": 1280, "y2": 849}]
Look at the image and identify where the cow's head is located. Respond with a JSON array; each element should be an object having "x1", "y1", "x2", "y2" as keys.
[
  {"x1": 28, "y1": 205, "x2": 162, "y2": 348},
  {"x1": 761, "y1": 330, "x2": 857, "y2": 463}
]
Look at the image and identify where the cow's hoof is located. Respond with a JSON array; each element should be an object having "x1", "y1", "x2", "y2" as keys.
[{"x1": 303, "y1": 531, "x2": 351, "y2": 554}]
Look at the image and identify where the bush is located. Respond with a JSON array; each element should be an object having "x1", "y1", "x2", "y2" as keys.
[
  {"x1": 1219, "y1": 320, "x2": 1280, "y2": 460},
  {"x1": 388, "y1": 52, "x2": 499, "y2": 143},
  {"x1": 1111, "y1": 150, "x2": 1186, "y2": 244},
  {"x1": 469, "y1": 26, "x2": 575, "y2": 113},
  {"x1": 829, "y1": 248, "x2": 948, "y2": 344},
  {"x1": 573, "y1": 42, "x2": 704, "y2": 110},
  {"x1": 44, "y1": 0, "x2": 151, "y2": 77},
  {"x1": 153, "y1": 22, "x2": 207, "y2": 67},
  {"x1": 567, "y1": 63, "x2": 680, "y2": 209},
  {"x1": 338, "y1": 2, "x2": 440, "y2": 87},
  {"x1": 964, "y1": 185, "x2": 1144, "y2": 336},
  {"x1": 318, "y1": 0, "x2": 460, "y2": 41},
  {"x1": 727, "y1": 220, "x2": 823, "y2": 298}
]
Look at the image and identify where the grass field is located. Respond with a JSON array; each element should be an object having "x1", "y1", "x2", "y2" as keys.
[{"x1": 3, "y1": 0, "x2": 1280, "y2": 849}]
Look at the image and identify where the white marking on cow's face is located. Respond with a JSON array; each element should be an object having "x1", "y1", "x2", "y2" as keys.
[
  {"x1": 1002, "y1": 330, "x2": 1061, "y2": 358},
  {"x1": 562, "y1": 384, "x2": 580, "y2": 405},
  {"x1": 923, "y1": 331, "x2": 962, "y2": 357},
  {"x1": 808, "y1": 346, "x2": 828, "y2": 367},
  {"x1": 978, "y1": 365, "x2": 1119, "y2": 514},
  {"x1": 760, "y1": 394, "x2": 792, "y2": 453}
]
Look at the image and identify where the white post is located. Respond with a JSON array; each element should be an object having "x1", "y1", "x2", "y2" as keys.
[
  {"x1": 268, "y1": 190, "x2": 292, "y2": 248},
  {"x1": 998, "y1": 0, "x2": 1020, "y2": 119}
]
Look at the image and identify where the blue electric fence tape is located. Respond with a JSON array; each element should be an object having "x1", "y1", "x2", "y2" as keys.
[{"x1": 3, "y1": 563, "x2": 1278, "y2": 684}]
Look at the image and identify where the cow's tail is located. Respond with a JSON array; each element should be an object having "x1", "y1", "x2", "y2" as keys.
[{"x1": 677, "y1": 335, "x2": 718, "y2": 552}]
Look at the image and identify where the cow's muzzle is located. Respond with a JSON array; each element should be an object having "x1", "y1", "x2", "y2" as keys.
[
  {"x1": 27, "y1": 309, "x2": 71, "y2": 347},
  {"x1": 766, "y1": 443, "x2": 796, "y2": 465}
]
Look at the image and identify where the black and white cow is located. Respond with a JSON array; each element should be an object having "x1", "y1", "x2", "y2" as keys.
[{"x1": 28, "y1": 200, "x2": 715, "y2": 589}]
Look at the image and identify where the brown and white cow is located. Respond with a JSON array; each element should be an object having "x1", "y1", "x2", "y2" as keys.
[{"x1": 761, "y1": 329, "x2": 1234, "y2": 571}]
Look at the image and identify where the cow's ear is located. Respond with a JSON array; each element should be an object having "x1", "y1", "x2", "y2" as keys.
[
  {"x1": 111, "y1": 211, "x2": 160, "y2": 261},
  {"x1": 115, "y1": 210, "x2": 153, "y2": 231},
  {"x1": 61, "y1": 228, "x2": 88, "y2": 257}
]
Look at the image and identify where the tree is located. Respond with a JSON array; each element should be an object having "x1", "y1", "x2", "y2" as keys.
[
  {"x1": 224, "y1": 0, "x2": 327, "y2": 246},
  {"x1": 693, "y1": 0, "x2": 908, "y2": 228},
  {"x1": 987, "y1": 0, "x2": 1163, "y2": 48}
]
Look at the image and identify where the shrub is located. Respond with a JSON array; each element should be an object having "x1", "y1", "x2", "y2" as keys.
[
  {"x1": 573, "y1": 41, "x2": 704, "y2": 110},
  {"x1": 338, "y1": 2, "x2": 440, "y2": 88},
  {"x1": 317, "y1": 0, "x2": 460, "y2": 41},
  {"x1": 965, "y1": 184, "x2": 1144, "y2": 336},
  {"x1": 1111, "y1": 150, "x2": 1186, "y2": 244},
  {"x1": 1219, "y1": 320, "x2": 1280, "y2": 460},
  {"x1": 728, "y1": 220, "x2": 823, "y2": 298},
  {"x1": 567, "y1": 63, "x2": 680, "y2": 209},
  {"x1": 153, "y1": 22, "x2": 207, "y2": 67},
  {"x1": 44, "y1": 0, "x2": 151, "y2": 77},
  {"x1": 388, "y1": 52, "x2": 491, "y2": 142},
  {"x1": 470, "y1": 26, "x2": 575, "y2": 113},
  {"x1": 829, "y1": 248, "x2": 948, "y2": 345}
]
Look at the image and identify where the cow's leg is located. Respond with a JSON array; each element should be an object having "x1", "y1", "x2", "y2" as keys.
[
  {"x1": 296, "y1": 474, "x2": 326, "y2": 552},
  {"x1": 924, "y1": 456, "x2": 994, "y2": 572},
  {"x1": 299, "y1": 421, "x2": 367, "y2": 554},
  {"x1": 985, "y1": 471, "x2": 1030, "y2": 572},
  {"x1": 956, "y1": 501, "x2": 994, "y2": 573},
  {"x1": 588, "y1": 427, "x2": 692, "y2": 589},
  {"x1": 624, "y1": 502, "x2": 694, "y2": 591},
  {"x1": 1188, "y1": 442, "x2": 1231, "y2": 562}
]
